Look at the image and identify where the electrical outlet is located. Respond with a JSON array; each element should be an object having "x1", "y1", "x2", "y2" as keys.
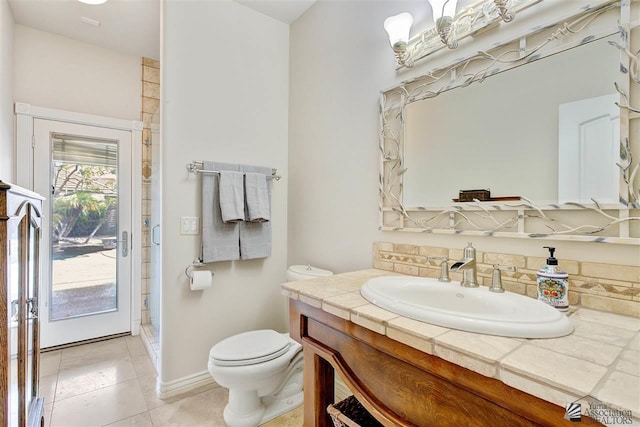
[{"x1": 180, "y1": 217, "x2": 199, "y2": 235}]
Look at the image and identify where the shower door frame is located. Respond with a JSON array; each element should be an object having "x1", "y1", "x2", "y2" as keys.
[{"x1": 15, "y1": 103, "x2": 143, "y2": 340}]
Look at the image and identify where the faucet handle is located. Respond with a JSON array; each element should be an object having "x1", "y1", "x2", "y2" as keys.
[
  {"x1": 489, "y1": 264, "x2": 517, "y2": 293},
  {"x1": 427, "y1": 256, "x2": 451, "y2": 283}
]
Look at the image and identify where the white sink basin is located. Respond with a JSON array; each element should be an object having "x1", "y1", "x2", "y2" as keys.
[{"x1": 360, "y1": 276, "x2": 574, "y2": 338}]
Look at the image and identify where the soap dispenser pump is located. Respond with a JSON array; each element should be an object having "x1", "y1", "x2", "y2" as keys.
[{"x1": 536, "y1": 246, "x2": 569, "y2": 311}]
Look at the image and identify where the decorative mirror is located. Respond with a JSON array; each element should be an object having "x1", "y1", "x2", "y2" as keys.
[{"x1": 379, "y1": 0, "x2": 639, "y2": 244}]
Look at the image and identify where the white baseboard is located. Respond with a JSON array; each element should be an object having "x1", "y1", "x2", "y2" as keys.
[{"x1": 156, "y1": 370, "x2": 216, "y2": 399}]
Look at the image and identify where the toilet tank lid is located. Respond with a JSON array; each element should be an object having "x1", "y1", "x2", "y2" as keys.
[
  {"x1": 210, "y1": 329, "x2": 289, "y2": 362},
  {"x1": 288, "y1": 264, "x2": 333, "y2": 277}
]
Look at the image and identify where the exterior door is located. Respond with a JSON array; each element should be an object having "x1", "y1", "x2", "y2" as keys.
[{"x1": 33, "y1": 119, "x2": 133, "y2": 348}]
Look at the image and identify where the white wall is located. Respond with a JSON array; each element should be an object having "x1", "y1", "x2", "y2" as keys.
[
  {"x1": 161, "y1": 0, "x2": 289, "y2": 383},
  {"x1": 288, "y1": 0, "x2": 639, "y2": 274},
  {"x1": 14, "y1": 25, "x2": 140, "y2": 121},
  {"x1": 0, "y1": 0, "x2": 13, "y2": 181}
]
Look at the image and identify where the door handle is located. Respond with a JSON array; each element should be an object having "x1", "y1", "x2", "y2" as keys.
[
  {"x1": 10, "y1": 299, "x2": 18, "y2": 322},
  {"x1": 119, "y1": 231, "x2": 129, "y2": 257},
  {"x1": 151, "y1": 225, "x2": 160, "y2": 246},
  {"x1": 26, "y1": 297, "x2": 38, "y2": 319}
]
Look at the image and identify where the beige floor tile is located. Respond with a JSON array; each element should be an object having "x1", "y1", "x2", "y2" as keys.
[
  {"x1": 55, "y1": 357, "x2": 137, "y2": 401},
  {"x1": 132, "y1": 355, "x2": 157, "y2": 378},
  {"x1": 43, "y1": 403, "x2": 53, "y2": 427},
  {"x1": 60, "y1": 338, "x2": 130, "y2": 370},
  {"x1": 40, "y1": 373, "x2": 58, "y2": 405},
  {"x1": 629, "y1": 334, "x2": 640, "y2": 351},
  {"x1": 104, "y1": 412, "x2": 154, "y2": 427},
  {"x1": 137, "y1": 374, "x2": 217, "y2": 411},
  {"x1": 125, "y1": 335, "x2": 149, "y2": 358},
  {"x1": 40, "y1": 351, "x2": 62, "y2": 376},
  {"x1": 148, "y1": 386, "x2": 227, "y2": 426},
  {"x1": 263, "y1": 404, "x2": 303, "y2": 426},
  {"x1": 137, "y1": 374, "x2": 166, "y2": 410},
  {"x1": 50, "y1": 379, "x2": 147, "y2": 427}
]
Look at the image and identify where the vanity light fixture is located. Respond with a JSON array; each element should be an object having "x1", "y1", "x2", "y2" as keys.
[
  {"x1": 383, "y1": 13, "x2": 414, "y2": 67},
  {"x1": 429, "y1": 0, "x2": 459, "y2": 49},
  {"x1": 78, "y1": 0, "x2": 108, "y2": 4},
  {"x1": 384, "y1": 0, "x2": 522, "y2": 69}
]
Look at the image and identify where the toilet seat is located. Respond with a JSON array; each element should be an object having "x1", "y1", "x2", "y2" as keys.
[{"x1": 210, "y1": 330, "x2": 290, "y2": 367}]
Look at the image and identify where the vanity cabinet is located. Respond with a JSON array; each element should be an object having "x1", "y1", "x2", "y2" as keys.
[
  {"x1": 290, "y1": 299, "x2": 604, "y2": 427},
  {"x1": 0, "y1": 182, "x2": 44, "y2": 427}
]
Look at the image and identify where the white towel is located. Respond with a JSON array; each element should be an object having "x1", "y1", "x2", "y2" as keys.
[
  {"x1": 239, "y1": 165, "x2": 272, "y2": 260},
  {"x1": 202, "y1": 162, "x2": 240, "y2": 262},
  {"x1": 219, "y1": 171, "x2": 245, "y2": 223},
  {"x1": 244, "y1": 173, "x2": 270, "y2": 223}
]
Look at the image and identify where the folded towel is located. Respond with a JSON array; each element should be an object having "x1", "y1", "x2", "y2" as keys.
[
  {"x1": 239, "y1": 165, "x2": 272, "y2": 260},
  {"x1": 219, "y1": 171, "x2": 245, "y2": 223},
  {"x1": 244, "y1": 173, "x2": 270, "y2": 223},
  {"x1": 202, "y1": 162, "x2": 240, "y2": 262}
]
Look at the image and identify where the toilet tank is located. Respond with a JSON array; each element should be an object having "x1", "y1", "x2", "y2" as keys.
[{"x1": 286, "y1": 265, "x2": 333, "y2": 281}]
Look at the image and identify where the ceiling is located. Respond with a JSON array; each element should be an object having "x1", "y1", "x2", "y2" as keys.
[{"x1": 8, "y1": 0, "x2": 316, "y2": 61}]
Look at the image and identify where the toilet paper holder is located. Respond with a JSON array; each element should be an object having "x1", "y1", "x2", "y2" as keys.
[{"x1": 185, "y1": 259, "x2": 213, "y2": 279}]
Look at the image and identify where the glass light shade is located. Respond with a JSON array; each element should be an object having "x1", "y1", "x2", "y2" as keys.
[
  {"x1": 78, "y1": 0, "x2": 108, "y2": 4},
  {"x1": 384, "y1": 13, "x2": 413, "y2": 49},
  {"x1": 429, "y1": 0, "x2": 458, "y2": 21}
]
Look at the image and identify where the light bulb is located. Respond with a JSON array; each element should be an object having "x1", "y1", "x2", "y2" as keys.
[
  {"x1": 384, "y1": 13, "x2": 413, "y2": 51},
  {"x1": 428, "y1": 0, "x2": 458, "y2": 22}
]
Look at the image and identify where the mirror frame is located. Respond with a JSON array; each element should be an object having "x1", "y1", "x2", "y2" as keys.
[{"x1": 379, "y1": 0, "x2": 640, "y2": 244}]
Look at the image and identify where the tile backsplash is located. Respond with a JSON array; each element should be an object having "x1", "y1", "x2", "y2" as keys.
[{"x1": 373, "y1": 242, "x2": 640, "y2": 318}]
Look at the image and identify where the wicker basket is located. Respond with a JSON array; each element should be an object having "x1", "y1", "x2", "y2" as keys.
[{"x1": 327, "y1": 395, "x2": 384, "y2": 427}]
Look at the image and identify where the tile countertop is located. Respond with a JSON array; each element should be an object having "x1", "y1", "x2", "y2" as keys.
[{"x1": 281, "y1": 269, "x2": 640, "y2": 423}]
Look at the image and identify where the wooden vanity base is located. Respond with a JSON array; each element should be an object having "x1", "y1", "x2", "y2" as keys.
[{"x1": 290, "y1": 299, "x2": 602, "y2": 427}]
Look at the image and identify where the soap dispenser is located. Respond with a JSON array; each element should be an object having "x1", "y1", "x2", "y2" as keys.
[{"x1": 537, "y1": 246, "x2": 569, "y2": 311}]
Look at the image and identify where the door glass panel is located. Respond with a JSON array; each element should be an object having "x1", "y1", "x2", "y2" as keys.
[
  {"x1": 50, "y1": 134, "x2": 119, "y2": 320},
  {"x1": 8, "y1": 221, "x2": 18, "y2": 427},
  {"x1": 25, "y1": 219, "x2": 37, "y2": 410}
]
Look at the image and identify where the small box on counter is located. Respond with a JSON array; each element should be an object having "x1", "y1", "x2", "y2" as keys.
[{"x1": 458, "y1": 189, "x2": 490, "y2": 202}]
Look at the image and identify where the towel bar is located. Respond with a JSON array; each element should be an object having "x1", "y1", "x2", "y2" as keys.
[{"x1": 187, "y1": 161, "x2": 281, "y2": 181}]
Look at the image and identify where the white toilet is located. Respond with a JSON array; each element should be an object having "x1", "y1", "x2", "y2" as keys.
[{"x1": 208, "y1": 265, "x2": 332, "y2": 427}]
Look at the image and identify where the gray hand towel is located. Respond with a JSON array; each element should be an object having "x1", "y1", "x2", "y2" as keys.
[
  {"x1": 202, "y1": 161, "x2": 240, "y2": 262},
  {"x1": 219, "y1": 171, "x2": 245, "y2": 223},
  {"x1": 244, "y1": 172, "x2": 270, "y2": 223},
  {"x1": 239, "y1": 165, "x2": 272, "y2": 260}
]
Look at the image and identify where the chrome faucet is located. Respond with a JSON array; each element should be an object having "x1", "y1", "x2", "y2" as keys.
[{"x1": 450, "y1": 243, "x2": 479, "y2": 288}]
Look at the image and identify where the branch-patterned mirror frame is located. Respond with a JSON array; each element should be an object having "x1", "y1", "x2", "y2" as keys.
[{"x1": 379, "y1": 0, "x2": 640, "y2": 244}]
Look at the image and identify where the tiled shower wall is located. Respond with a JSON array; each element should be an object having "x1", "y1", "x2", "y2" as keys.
[
  {"x1": 141, "y1": 58, "x2": 160, "y2": 324},
  {"x1": 373, "y1": 242, "x2": 640, "y2": 318}
]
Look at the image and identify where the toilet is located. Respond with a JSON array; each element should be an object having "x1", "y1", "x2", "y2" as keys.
[
  {"x1": 286, "y1": 264, "x2": 333, "y2": 282},
  {"x1": 208, "y1": 265, "x2": 333, "y2": 427}
]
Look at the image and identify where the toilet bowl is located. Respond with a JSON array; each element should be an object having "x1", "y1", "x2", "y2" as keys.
[
  {"x1": 208, "y1": 265, "x2": 332, "y2": 426},
  {"x1": 208, "y1": 330, "x2": 304, "y2": 427}
]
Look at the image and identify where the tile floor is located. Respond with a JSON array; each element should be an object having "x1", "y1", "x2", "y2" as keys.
[{"x1": 40, "y1": 335, "x2": 303, "y2": 427}]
